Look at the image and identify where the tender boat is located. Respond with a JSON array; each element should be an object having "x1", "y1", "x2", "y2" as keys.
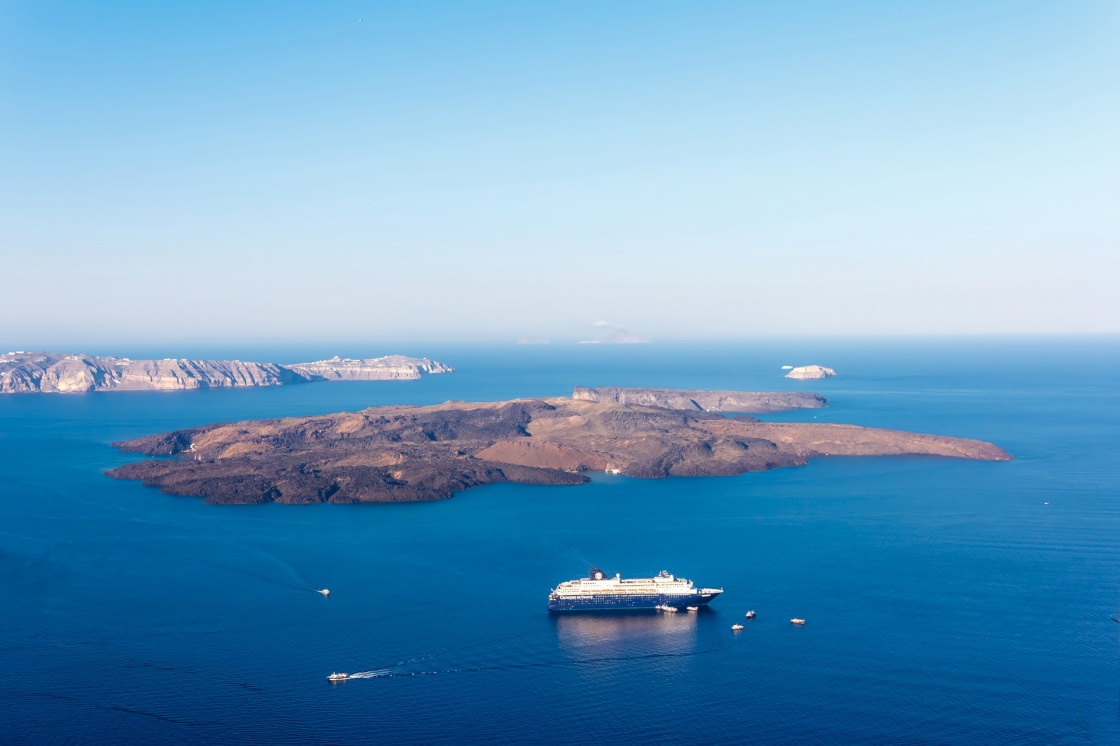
[
  {"x1": 790, "y1": 618, "x2": 806, "y2": 625},
  {"x1": 686, "y1": 606, "x2": 699, "y2": 612},
  {"x1": 731, "y1": 624, "x2": 745, "y2": 631},
  {"x1": 656, "y1": 604, "x2": 679, "y2": 613},
  {"x1": 327, "y1": 672, "x2": 349, "y2": 681},
  {"x1": 745, "y1": 610, "x2": 756, "y2": 619}
]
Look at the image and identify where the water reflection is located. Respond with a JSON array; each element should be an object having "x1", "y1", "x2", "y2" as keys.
[{"x1": 553, "y1": 611, "x2": 705, "y2": 659}]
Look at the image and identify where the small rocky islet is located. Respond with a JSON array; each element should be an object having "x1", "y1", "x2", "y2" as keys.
[
  {"x1": 785, "y1": 365, "x2": 838, "y2": 380},
  {"x1": 108, "y1": 387, "x2": 1011, "y2": 505}
]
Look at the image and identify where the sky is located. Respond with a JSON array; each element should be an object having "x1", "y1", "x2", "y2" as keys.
[{"x1": 1, "y1": 1, "x2": 1117, "y2": 347}]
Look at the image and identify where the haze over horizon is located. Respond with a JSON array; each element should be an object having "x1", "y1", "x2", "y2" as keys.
[{"x1": 2, "y1": 1, "x2": 1117, "y2": 347}]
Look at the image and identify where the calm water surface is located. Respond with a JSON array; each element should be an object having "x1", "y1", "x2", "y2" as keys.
[{"x1": 2, "y1": 340, "x2": 1119, "y2": 744}]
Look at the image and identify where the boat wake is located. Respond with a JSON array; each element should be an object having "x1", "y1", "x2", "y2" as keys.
[
  {"x1": 337, "y1": 645, "x2": 727, "y2": 682},
  {"x1": 328, "y1": 621, "x2": 735, "y2": 684},
  {"x1": 328, "y1": 627, "x2": 546, "y2": 683},
  {"x1": 345, "y1": 669, "x2": 392, "y2": 679},
  {"x1": 378, "y1": 647, "x2": 726, "y2": 679},
  {"x1": 379, "y1": 627, "x2": 546, "y2": 670}
]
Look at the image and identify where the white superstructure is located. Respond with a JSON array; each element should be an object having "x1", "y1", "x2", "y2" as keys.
[{"x1": 554, "y1": 569, "x2": 708, "y2": 598}]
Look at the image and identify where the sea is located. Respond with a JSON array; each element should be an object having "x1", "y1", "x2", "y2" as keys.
[{"x1": 2, "y1": 338, "x2": 1119, "y2": 744}]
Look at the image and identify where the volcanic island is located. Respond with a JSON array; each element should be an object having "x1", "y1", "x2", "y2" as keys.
[{"x1": 108, "y1": 386, "x2": 1011, "y2": 505}]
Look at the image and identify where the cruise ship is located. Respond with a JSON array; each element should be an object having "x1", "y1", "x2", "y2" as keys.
[{"x1": 548, "y1": 568, "x2": 722, "y2": 611}]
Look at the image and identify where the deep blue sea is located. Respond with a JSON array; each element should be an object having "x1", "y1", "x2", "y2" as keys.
[{"x1": 3, "y1": 339, "x2": 1119, "y2": 744}]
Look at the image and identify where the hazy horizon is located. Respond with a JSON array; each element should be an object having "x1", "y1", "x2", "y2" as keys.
[
  {"x1": 3, "y1": 333, "x2": 1117, "y2": 366},
  {"x1": 2, "y1": 1, "x2": 1117, "y2": 344}
]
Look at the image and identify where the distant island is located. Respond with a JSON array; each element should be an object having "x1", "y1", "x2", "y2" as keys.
[
  {"x1": 285, "y1": 356, "x2": 452, "y2": 382},
  {"x1": 109, "y1": 386, "x2": 1010, "y2": 505},
  {"x1": 0, "y1": 351, "x2": 452, "y2": 394},
  {"x1": 786, "y1": 365, "x2": 838, "y2": 380},
  {"x1": 578, "y1": 321, "x2": 650, "y2": 344}
]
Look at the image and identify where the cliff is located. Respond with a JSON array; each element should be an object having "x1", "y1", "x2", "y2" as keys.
[
  {"x1": 286, "y1": 355, "x2": 452, "y2": 381},
  {"x1": 109, "y1": 392, "x2": 1010, "y2": 505},
  {"x1": 0, "y1": 352, "x2": 304, "y2": 393},
  {"x1": 573, "y1": 386, "x2": 827, "y2": 413},
  {"x1": 0, "y1": 352, "x2": 452, "y2": 393}
]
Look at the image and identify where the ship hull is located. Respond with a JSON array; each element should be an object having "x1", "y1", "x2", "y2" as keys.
[{"x1": 548, "y1": 590, "x2": 720, "y2": 612}]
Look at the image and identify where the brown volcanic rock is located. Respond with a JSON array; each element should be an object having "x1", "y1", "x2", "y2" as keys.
[{"x1": 108, "y1": 394, "x2": 1011, "y2": 505}]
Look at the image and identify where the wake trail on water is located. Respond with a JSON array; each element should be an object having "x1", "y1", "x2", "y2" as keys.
[
  {"x1": 108, "y1": 538, "x2": 322, "y2": 595},
  {"x1": 191, "y1": 557, "x2": 313, "y2": 593},
  {"x1": 349, "y1": 647, "x2": 728, "y2": 681},
  {"x1": 338, "y1": 627, "x2": 550, "y2": 679},
  {"x1": 346, "y1": 669, "x2": 393, "y2": 679},
  {"x1": 377, "y1": 627, "x2": 547, "y2": 670},
  {"x1": 341, "y1": 627, "x2": 727, "y2": 681},
  {"x1": 217, "y1": 539, "x2": 321, "y2": 591}
]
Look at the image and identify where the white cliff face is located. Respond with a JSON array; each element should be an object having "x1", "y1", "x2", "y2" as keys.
[
  {"x1": 785, "y1": 365, "x2": 838, "y2": 380},
  {"x1": 51, "y1": 363, "x2": 101, "y2": 392},
  {"x1": 0, "y1": 352, "x2": 452, "y2": 393},
  {"x1": 0, "y1": 353, "x2": 98, "y2": 393},
  {"x1": 0, "y1": 353, "x2": 301, "y2": 393},
  {"x1": 110, "y1": 359, "x2": 302, "y2": 390},
  {"x1": 34, "y1": 357, "x2": 104, "y2": 392},
  {"x1": 285, "y1": 355, "x2": 454, "y2": 381}
]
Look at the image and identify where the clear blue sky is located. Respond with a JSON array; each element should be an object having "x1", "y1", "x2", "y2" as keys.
[{"x1": 1, "y1": 1, "x2": 1116, "y2": 346}]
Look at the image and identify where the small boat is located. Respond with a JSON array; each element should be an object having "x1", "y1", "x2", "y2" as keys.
[
  {"x1": 790, "y1": 618, "x2": 806, "y2": 625},
  {"x1": 319, "y1": 588, "x2": 331, "y2": 596},
  {"x1": 745, "y1": 610, "x2": 756, "y2": 619},
  {"x1": 327, "y1": 672, "x2": 349, "y2": 682},
  {"x1": 656, "y1": 604, "x2": 679, "y2": 613},
  {"x1": 686, "y1": 606, "x2": 699, "y2": 612},
  {"x1": 731, "y1": 624, "x2": 745, "y2": 631}
]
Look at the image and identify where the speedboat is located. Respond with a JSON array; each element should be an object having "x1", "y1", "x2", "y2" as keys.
[
  {"x1": 745, "y1": 610, "x2": 756, "y2": 619},
  {"x1": 327, "y1": 672, "x2": 349, "y2": 682},
  {"x1": 731, "y1": 624, "x2": 745, "y2": 631},
  {"x1": 790, "y1": 618, "x2": 806, "y2": 625},
  {"x1": 319, "y1": 588, "x2": 331, "y2": 596}
]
